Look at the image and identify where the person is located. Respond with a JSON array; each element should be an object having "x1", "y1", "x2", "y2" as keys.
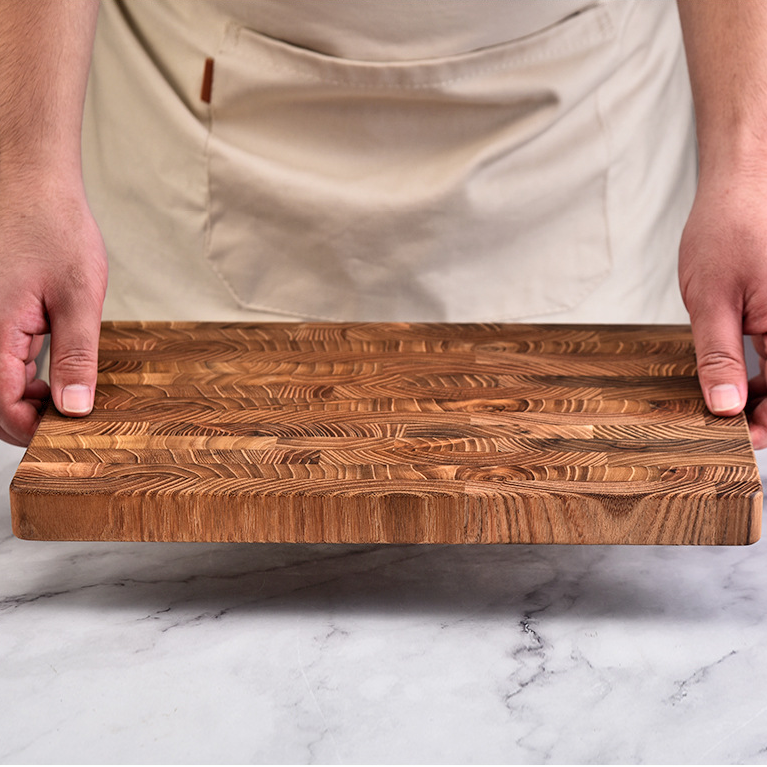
[{"x1": 1, "y1": 0, "x2": 767, "y2": 449}]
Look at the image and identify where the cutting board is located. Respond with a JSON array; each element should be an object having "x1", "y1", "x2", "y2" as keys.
[{"x1": 10, "y1": 322, "x2": 763, "y2": 544}]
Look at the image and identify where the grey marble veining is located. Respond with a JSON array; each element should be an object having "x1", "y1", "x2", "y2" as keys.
[{"x1": 1, "y1": 441, "x2": 767, "y2": 765}]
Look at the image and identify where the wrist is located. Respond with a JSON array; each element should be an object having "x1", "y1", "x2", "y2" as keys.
[
  {"x1": 0, "y1": 160, "x2": 87, "y2": 207},
  {"x1": 697, "y1": 125, "x2": 767, "y2": 183}
]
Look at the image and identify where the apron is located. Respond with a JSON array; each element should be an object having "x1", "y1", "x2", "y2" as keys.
[{"x1": 82, "y1": 0, "x2": 696, "y2": 324}]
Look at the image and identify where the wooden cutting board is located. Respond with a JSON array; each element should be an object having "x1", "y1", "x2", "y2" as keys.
[{"x1": 10, "y1": 322, "x2": 763, "y2": 544}]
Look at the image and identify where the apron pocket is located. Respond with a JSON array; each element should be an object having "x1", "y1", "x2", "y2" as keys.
[{"x1": 205, "y1": 3, "x2": 618, "y2": 321}]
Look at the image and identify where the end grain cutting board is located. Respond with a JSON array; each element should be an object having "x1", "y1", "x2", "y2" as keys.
[{"x1": 10, "y1": 322, "x2": 763, "y2": 544}]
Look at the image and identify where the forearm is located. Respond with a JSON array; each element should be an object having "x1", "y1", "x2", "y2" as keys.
[
  {"x1": 677, "y1": 0, "x2": 767, "y2": 177},
  {"x1": 0, "y1": 0, "x2": 99, "y2": 187}
]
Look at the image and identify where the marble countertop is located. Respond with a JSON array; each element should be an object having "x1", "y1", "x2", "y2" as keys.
[{"x1": 2, "y1": 438, "x2": 767, "y2": 765}]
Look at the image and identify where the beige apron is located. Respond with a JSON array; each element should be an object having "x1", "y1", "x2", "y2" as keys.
[{"x1": 83, "y1": 0, "x2": 696, "y2": 324}]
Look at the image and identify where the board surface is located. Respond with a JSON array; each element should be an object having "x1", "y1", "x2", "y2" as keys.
[{"x1": 10, "y1": 322, "x2": 763, "y2": 544}]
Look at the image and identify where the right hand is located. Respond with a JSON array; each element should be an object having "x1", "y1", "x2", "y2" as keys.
[{"x1": 0, "y1": 182, "x2": 107, "y2": 446}]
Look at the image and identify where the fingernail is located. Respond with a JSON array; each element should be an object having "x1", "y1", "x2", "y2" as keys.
[
  {"x1": 61, "y1": 384, "x2": 92, "y2": 415},
  {"x1": 710, "y1": 384, "x2": 742, "y2": 413}
]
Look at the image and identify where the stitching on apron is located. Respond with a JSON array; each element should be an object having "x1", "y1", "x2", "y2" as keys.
[
  {"x1": 225, "y1": 10, "x2": 615, "y2": 91},
  {"x1": 205, "y1": 42, "x2": 350, "y2": 326},
  {"x1": 492, "y1": 79, "x2": 612, "y2": 326},
  {"x1": 594, "y1": 47, "x2": 614, "y2": 308}
]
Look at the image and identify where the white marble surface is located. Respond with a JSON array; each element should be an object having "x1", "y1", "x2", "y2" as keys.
[{"x1": 2, "y1": 440, "x2": 767, "y2": 765}]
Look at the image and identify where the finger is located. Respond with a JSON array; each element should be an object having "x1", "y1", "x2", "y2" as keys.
[
  {"x1": 748, "y1": 366, "x2": 767, "y2": 399},
  {"x1": 750, "y1": 334, "x2": 767, "y2": 359},
  {"x1": 25, "y1": 377, "x2": 49, "y2": 402},
  {"x1": 27, "y1": 334, "x2": 45, "y2": 364},
  {"x1": 23, "y1": 377, "x2": 50, "y2": 417},
  {"x1": 47, "y1": 291, "x2": 102, "y2": 418},
  {"x1": 748, "y1": 397, "x2": 767, "y2": 450},
  {"x1": 0, "y1": 324, "x2": 38, "y2": 443},
  {"x1": 25, "y1": 359, "x2": 36, "y2": 385},
  {"x1": 0, "y1": 349, "x2": 45, "y2": 445},
  {"x1": 0, "y1": 423, "x2": 29, "y2": 448},
  {"x1": 689, "y1": 303, "x2": 748, "y2": 416},
  {"x1": 0, "y1": 407, "x2": 40, "y2": 445}
]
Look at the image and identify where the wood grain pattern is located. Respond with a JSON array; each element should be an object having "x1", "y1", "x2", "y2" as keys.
[{"x1": 10, "y1": 322, "x2": 763, "y2": 544}]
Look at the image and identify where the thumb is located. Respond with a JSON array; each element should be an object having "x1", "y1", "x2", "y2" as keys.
[
  {"x1": 690, "y1": 306, "x2": 748, "y2": 417},
  {"x1": 48, "y1": 297, "x2": 102, "y2": 418}
]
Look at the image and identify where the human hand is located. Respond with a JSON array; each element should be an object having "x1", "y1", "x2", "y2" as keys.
[
  {"x1": 679, "y1": 167, "x2": 767, "y2": 450},
  {"x1": 745, "y1": 336, "x2": 767, "y2": 449},
  {"x1": 0, "y1": 183, "x2": 107, "y2": 446}
]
